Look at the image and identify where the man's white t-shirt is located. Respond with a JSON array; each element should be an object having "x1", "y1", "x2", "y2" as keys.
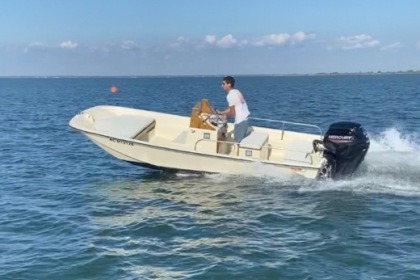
[{"x1": 227, "y1": 89, "x2": 250, "y2": 124}]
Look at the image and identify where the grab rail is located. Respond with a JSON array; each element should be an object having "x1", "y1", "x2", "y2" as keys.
[
  {"x1": 194, "y1": 139, "x2": 237, "y2": 152},
  {"x1": 249, "y1": 117, "x2": 323, "y2": 140},
  {"x1": 194, "y1": 138, "x2": 317, "y2": 165}
]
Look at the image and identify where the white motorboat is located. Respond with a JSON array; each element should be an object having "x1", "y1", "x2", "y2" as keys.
[{"x1": 69, "y1": 99, "x2": 370, "y2": 179}]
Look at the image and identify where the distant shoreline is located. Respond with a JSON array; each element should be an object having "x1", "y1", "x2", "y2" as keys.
[{"x1": 1, "y1": 70, "x2": 420, "y2": 78}]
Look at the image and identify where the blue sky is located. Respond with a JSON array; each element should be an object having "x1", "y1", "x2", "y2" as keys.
[{"x1": 1, "y1": 0, "x2": 420, "y2": 76}]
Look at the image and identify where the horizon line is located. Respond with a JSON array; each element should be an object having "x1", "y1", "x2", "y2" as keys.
[{"x1": 1, "y1": 70, "x2": 420, "y2": 78}]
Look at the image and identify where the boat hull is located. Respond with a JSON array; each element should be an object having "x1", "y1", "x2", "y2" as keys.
[{"x1": 80, "y1": 130, "x2": 322, "y2": 179}]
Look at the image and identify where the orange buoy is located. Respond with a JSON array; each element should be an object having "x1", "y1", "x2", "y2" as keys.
[{"x1": 110, "y1": 86, "x2": 118, "y2": 93}]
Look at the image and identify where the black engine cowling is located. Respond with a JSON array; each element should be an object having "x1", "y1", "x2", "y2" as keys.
[{"x1": 314, "y1": 122, "x2": 370, "y2": 179}]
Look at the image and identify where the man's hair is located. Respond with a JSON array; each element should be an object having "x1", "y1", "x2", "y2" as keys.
[{"x1": 223, "y1": 76, "x2": 235, "y2": 87}]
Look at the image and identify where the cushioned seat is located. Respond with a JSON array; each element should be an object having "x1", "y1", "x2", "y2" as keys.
[{"x1": 240, "y1": 132, "x2": 269, "y2": 149}]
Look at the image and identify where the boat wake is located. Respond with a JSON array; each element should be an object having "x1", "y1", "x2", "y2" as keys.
[
  {"x1": 181, "y1": 127, "x2": 420, "y2": 197},
  {"x1": 297, "y1": 128, "x2": 420, "y2": 197}
]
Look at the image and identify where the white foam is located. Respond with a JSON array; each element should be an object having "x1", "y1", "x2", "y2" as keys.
[
  {"x1": 177, "y1": 127, "x2": 420, "y2": 197},
  {"x1": 368, "y1": 127, "x2": 419, "y2": 152},
  {"x1": 366, "y1": 127, "x2": 420, "y2": 170},
  {"x1": 175, "y1": 171, "x2": 202, "y2": 178},
  {"x1": 295, "y1": 127, "x2": 420, "y2": 197}
]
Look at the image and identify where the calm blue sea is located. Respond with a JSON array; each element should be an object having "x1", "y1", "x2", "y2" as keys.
[{"x1": 1, "y1": 75, "x2": 420, "y2": 279}]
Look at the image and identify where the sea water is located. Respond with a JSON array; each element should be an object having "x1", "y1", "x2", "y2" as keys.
[{"x1": 1, "y1": 75, "x2": 420, "y2": 279}]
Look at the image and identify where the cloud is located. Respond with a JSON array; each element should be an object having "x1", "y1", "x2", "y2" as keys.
[
  {"x1": 293, "y1": 32, "x2": 316, "y2": 43},
  {"x1": 24, "y1": 40, "x2": 78, "y2": 53},
  {"x1": 24, "y1": 41, "x2": 47, "y2": 53},
  {"x1": 217, "y1": 34, "x2": 237, "y2": 48},
  {"x1": 204, "y1": 35, "x2": 217, "y2": 45},
  {"x1": 204, "y1": 32, "x2": 315, "y2": 49},
  {"x1": 170, "y1": 36, "x2": 190, "y2": 48},
  {"x1": 120, "y1": 40, "x2": 142, "y2": 50},
  {"x1": 251, "y1": 32, "x2": 315, "y2": 47},
  {"x1": 252, "y1": 33, "x2": 291, "y2": 47},
  {"x1": 380, "y1": 42, "x2": 402, "y2": 52},
  {"x1": 330, "y1": 34, "x2": 380, "y2": 50},
  {"x1": 59, "y1": 40, "x2": 78, "y2": 49},
  {"x1": 205, "y1": 34, "x2": 239, "y2": 48}
]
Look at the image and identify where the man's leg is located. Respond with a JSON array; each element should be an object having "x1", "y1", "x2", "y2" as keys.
[{"x1": 234, "y1": 120, "x2": 249, "y2": 143}]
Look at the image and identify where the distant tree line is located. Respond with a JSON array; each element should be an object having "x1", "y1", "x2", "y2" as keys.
[{"x1": 312, "y1": 70, "x2": 420, "y2": 76}]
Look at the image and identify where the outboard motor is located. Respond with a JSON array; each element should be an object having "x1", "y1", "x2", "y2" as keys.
[{"x1": 314, "y1": 122, "x2": 370, "y2": 179}]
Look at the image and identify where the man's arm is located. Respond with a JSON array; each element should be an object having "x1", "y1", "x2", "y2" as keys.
[{"x1": 217, "y1": 105, "x2": 235, "y2": 116}]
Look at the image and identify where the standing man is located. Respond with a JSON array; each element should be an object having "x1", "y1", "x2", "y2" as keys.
[{"x1": 217, "y1": 76, "x2": 250, "y2": 143}]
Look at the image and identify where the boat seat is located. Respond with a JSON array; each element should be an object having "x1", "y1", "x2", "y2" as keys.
[
  {"x1": 95, "y1": 115, "x2": 155, "y2": 139},
  {"x1": 240, "y1": 132, "x2": 269, "y2": 150}
]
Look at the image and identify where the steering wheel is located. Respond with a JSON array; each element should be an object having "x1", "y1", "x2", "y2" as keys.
[
  {"x1": 201, "y1": 104, "x2": 227, "y2": 127},
  {"x1": 208, "y1": 113, "x2": 226, "y2": 127}
]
